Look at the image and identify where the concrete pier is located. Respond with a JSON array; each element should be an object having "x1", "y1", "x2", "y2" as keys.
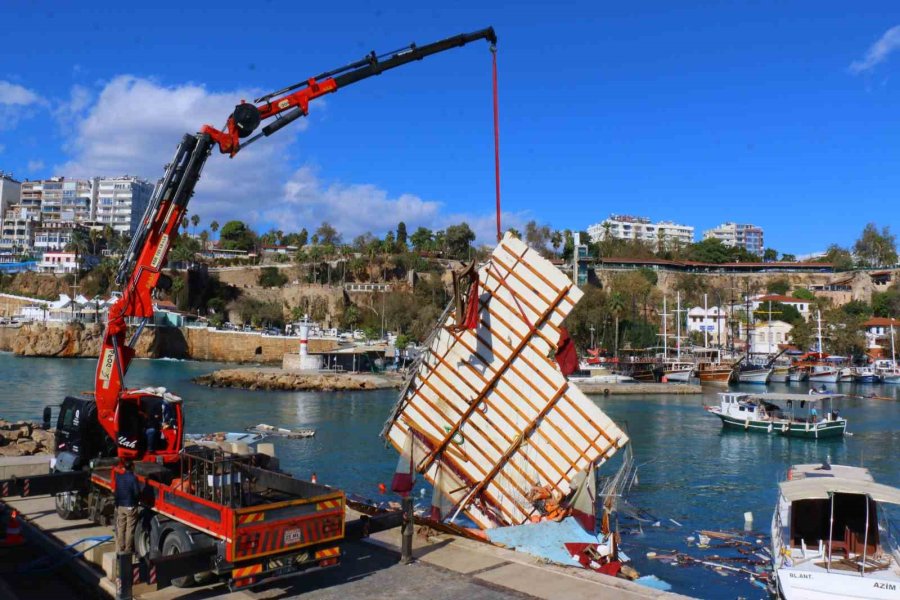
[
  {"x1": 574, "y1": 382, "x2": 702, "y2": 395},
  {"x1": 0, "y1": 493, "x2": 692, "y2": 599}
]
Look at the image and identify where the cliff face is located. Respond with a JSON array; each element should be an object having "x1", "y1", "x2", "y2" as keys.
[{"x1": 11, "y1": 322, "x2": 188, "y2": 359}]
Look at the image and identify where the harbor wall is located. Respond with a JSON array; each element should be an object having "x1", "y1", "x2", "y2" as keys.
[{"x1": 182, "y1": 327, "x2": 339, "y2": 364}]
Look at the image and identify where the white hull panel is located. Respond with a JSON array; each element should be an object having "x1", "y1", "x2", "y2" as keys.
[
  {"x1": 738, "y1": 369, "x2": 771, "y2": 384},
  {"x1": 777, "y1": 567, "x2": 900, "y2": 600},
  {"x1": 809, "y1": 372, "x2": 839, "y2": 383},
  {"x1": 664, "y1": 369, "x2": 693, "y2": 383}
]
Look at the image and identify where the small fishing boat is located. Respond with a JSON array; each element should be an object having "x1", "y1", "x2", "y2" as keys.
[
  {"x1": 771, "y1": 363, "x2": 791, "y2": 383},
  {"x1": 788, "y1": 365, "x2": 810, "y2": 382},
  {"x1": 705, "y1": 392, "x2": 847, "y2": 438},
  {"x1": 662, "y1": 360, "x2": 695, "y2": 383},
  {"x1": 852, "y1": 366, "x2": 881, "y2": 384},
  {"x1": 771, "y1": 463, "x2": 900, "y2": 599}
]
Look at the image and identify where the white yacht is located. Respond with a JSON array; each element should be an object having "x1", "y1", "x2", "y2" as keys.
[{"x1": 771, "y1": 463, "x2": 900, "y2": 599}]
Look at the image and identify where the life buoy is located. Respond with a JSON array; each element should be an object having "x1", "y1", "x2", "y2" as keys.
[{"x1": 603, "y1": 388, "x2": 610, "y2": 396}]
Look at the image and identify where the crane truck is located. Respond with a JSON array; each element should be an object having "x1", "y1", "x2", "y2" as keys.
[{"x1": 0, "y1": 26, "x2": 497, "y2": 591}]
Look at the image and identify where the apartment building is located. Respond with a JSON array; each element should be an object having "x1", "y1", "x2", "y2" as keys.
[
  {"x1": 587, "y1": 214, "x2": 694, "y2": 249},
  {"x1": 703, "y1": 222, "x2": 765, "y2": 255},
  {"x1": 34, "y1": 222, "x2": 88, "y2": 253},
  {"x1": 94, "y1": 176, "x2": 153, "y2": 234},
  {"x1": 0, "y1": 172, "x2": 21, "y2": 218},
  {"x1": 38, "y1": 177, "x2": 97, "y2": 223},
  {"x1": 0, "y1": 206, "x2": 41, "y2": 253}
]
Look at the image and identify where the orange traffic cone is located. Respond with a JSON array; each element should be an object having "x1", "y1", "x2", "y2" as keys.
[{"x1": 0, "y1": 509, "x2": 25, "y2": 547}]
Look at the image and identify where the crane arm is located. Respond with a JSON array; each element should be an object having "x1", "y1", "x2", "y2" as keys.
[{"x1": 93, "y1": 27, "x2": 497, "y2": 454}]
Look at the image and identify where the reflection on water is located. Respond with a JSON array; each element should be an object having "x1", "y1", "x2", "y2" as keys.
[{"x1": 1, "y1": 354, "x2": 899, "y2": 599}]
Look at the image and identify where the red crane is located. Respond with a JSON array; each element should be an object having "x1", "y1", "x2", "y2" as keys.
[{"x1": 93, "y1": 27, "x2": 497, "y2": 462}]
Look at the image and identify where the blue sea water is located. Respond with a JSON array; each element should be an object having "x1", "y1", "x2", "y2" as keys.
[{"x1": 0, "y1": 352, "x2": 898, "y2": 599}]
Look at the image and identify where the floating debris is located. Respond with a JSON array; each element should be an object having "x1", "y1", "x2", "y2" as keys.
[{"x1": 246, "y1": 424, "x2": 315, "y2": 438}]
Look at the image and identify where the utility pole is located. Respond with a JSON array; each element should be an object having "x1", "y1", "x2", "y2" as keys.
[{"x1": 662, "y1": 296, "x2": 668, "y2": 357}]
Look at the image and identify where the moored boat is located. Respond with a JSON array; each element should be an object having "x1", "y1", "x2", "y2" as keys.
[
  {"x1": 737, "y1": 365, "x2": 773, "y2": 385},
  {"x1": 788, "y1": 365, "x2": 810, "y2": 382},
  {"x1": 771, "y1": 463, "x2": 900, "y2": 600},
  {"x1": 852, "y1": 366, "x2": 881, "y2": 384},
  {"x1": 662, "y1": 360, "x2": 695, "y2": 383},
  {"x1": 705, "y1": 392, "x2": 846, "y2": 438},
  {"x1": 771, "y1": 364, "x2": 791, "y2": 383}
]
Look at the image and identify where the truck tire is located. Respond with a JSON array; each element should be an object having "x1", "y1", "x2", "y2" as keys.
[
  {"x1": 55, "y1": 491, "x2": 87, "y2": 520},
  {"x1": 162, "y1": 529, "x2": 195, "y2": 588}
]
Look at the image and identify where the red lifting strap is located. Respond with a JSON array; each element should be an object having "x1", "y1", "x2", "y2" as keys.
[{"x1": 491, "y1": 45, "x2": 502, "y2": 242}]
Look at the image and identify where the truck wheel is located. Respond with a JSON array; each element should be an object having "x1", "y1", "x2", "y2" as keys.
[
  {"x1": 135, "y1": 525, "x2": 151, "y2": 559},
  {"x1": 162, "y1": 529, "x2": 195, "y2": 588},
  {"x1": 55, "y1": 491, "x2": 86, "y2": 520}
]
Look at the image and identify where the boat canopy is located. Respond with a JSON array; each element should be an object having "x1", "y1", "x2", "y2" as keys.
[
  {"x1": 751, "y1": 393, "x2": 843, "y2": 403},
  {"x1": 780, "y1": 477, "x2": 900, "y2": 505}
]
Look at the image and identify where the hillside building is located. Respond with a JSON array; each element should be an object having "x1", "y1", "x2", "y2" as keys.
[
  {"x1": 703, "y1": 222, "x2": 764, "y2": 255},
  {"x1": 587, "y1": 215, "x2": 694, "y2": 249},
  {"x1": 94, "y1": 176, "x2": 153, "y2": 234}
]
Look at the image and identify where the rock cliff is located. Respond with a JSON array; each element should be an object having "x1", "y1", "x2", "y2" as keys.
[{"x1": 11, "y1": 322, "x2": 188, "y2": 359}]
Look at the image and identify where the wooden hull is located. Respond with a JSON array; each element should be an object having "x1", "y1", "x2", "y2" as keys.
[{"x1": 698, "y1": 368, "x2": 733, "y2": 386}]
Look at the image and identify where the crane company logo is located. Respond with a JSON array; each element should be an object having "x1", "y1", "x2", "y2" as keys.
[
  {"x1": 283, "y1": 528, "x2": 303, "y2": 545},
  {"x1": 151, "y1": 234, "x2": 169, "y2": 269},
  {"x1": 99, "y1": 348, "x2": 116, "y2": 386},
  {"x1": 117, "y1": 436, "x2": 137, "y2": 449},
  {"x1": 73, "y1": 409, "x2": 80, "y2": 427}
]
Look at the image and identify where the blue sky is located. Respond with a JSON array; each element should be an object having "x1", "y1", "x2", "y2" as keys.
[{"x1": 1, "y1": 1, "x2": 899, "y2": 254}]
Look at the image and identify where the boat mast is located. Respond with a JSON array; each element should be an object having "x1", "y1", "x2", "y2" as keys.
[
  {"x1": 768, "y1": 300, "x2": 773, "y2": 356},
  {"x1": 662, "y1": 295, "x2": 668, "y2": 358},
  {"x1": 676, "y1": 292, "x2": 682, "y2": 361},
  {"x1": 816, "y1": 309, "x2": 824, "y2": 354},
  {"x1": 892, "y1": 324, "x2": 896, "y2": 367},
  {"x1": 703, "y1": 293, "x2": 709, "y2": 348}
]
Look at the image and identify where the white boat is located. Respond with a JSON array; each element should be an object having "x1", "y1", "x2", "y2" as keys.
[
  {"x1": 662, "y1": 361, "x2": 695, "y2": 383},
  {"x1": 568, "y1": 373, "x2": 635, "y2": 384},
  {"x1": 771, "y1": 463, "x2": 900, "y2": 599},
  {"x1": 738, "y1": 367, "x2": 773, "y2": 384},
  {"x1": 809, "y1": 364, "x2": 840, "y2": 384},
  {"x1": 789, "y1": 365, "x2": 810, "y2": 382},
  {"x1": 771, "y1": 364, "x2": 791, "y2": 383},
  {"x1": 852, "y1": 366, "x2": 881, "y2": 384}
]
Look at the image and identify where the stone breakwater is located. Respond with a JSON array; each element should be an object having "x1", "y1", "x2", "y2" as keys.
[
  {"x1": 194, "y1": 368, "x2": 403, "y2": 392},
  {"x1": 0, "y1": 419, "x2": 55, "y2": 457}
]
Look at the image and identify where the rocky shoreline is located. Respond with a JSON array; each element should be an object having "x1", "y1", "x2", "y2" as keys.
[
  {"x1": 0, "y1": 419, "x2": 55, "y2": 457},
  {"x1": 193, "y1": 368, "x2": 404, "y2": 392}
]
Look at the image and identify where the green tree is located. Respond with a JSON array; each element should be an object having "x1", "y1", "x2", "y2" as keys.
[
  {"x1": 410, "y1": 227, "x2": 433, "y2": 252},
  {"x1": 854, "y1": 223, "x2": 898, "y2": 268},
  {"x1": 210, "y1": 220, "x2": 219, "y2": 234},
  {"x1": 219, "y1": 221, "x2": 256, "y2": 251},
  {"x1": 258, "y1": 266, "x2": 288, "y2": 288},
  {"x1": 444, "y1": 223, "x2": 476, "y2": 259},
  {"x1": 684, "y1": 238, "x2": 732, "y2": 263},
  {"x1": 781, "y1": 253, "x2": 796, "y2": 262},
  {"x1": 550, "y1": 231, "x2": 563, "y2": 255},
  {"x1": 872, "y1": 284, "x2": 900, "y2": 318},
  {"x1": 766, "y1": 278, "x2": 791, "y2": 295},
  {"x1": 524, "y1": 220, "x2": 552, "y2": 255},
  {"x1": 821, "y1": 244, "x2": 855, "y2": 271},
  {"x1": 789, "y1": 318, "x2": 815, "y2": 351},
  {"x1": 754, "y1": 301, "x2": 802, "y2": 325},
  {"x1": 297, "y1": 228, "x2": 308, "y2": 247},
  {"x1": 762, "y1": 248, "x2": 778, "y2": 262},
  {"x1": 396, "y1": 222, "x2": 408, "y2": 248},
  {"x1": 792, "y1": 287, "x2": 816, "y2": 301},
  {"x1": 315, "y1": 222, "x2": 341, "y2": 246}
]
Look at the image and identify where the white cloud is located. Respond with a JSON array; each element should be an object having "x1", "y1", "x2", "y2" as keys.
[
  {"x1": 0, "y1": 80, "x2": 45, "y2": 130},
  {"x1": 262, "y1": 165, "x2": 527, "y2": 243},
  {"x1": 56, "y1": 75, "x2": 303, "y2": 226},
  {"x1": 26, "y1": 160, "x2": 44, "y2": 172},
  {"x1": 56, "y1": 75, "x2": 521, "y2": 244},
  {"x1": 850, "y1": 25, "x2": 900, "y2": 74},
  {"x1": 0, "y1": 81, "x2": 40, "y2": 106}
]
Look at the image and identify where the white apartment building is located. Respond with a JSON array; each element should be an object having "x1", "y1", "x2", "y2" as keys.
[
  {"x1": 0, "y1": 206, "x2": 40, "y2": 253},
  {"x1": 38, "y1": 177, "x2": 97, "y2": 223},
  {"x1": 37, "y1": 251, "x2": 97, "y2": 274},
  {"x1": 587, "y1": 215, "x2": 694, "y2": 249},
  {"x1": 751, "y1": 294, "x2": 812, "y2": 321},
  {"x1": 703, "y1": 222, "x2": 764, "y2": 255},
  {"x1": 0, "y1": 172, "x2": 21, "y2": 218},
  {"x1": 739, "y1": 320, "x2": 793, "y2": 354},
  {"x1": 94, "y1": 176, "x2": 153, "y2": 234}
]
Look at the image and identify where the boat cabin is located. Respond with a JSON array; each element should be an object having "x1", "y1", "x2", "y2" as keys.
[{"x1": 773, "y1": 464, "x2": 900, "y2": 586}]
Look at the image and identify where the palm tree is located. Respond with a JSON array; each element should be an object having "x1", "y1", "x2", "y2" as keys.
[
  {"x1": 551, "y1": 231, "x2": 563, "y2": 255},
  {"x1": 609, "y1": 292, "x2": 625, "y2": 358},
  {"x1": 67, "y1": 228, "x2": 91, "y2": 272},
  {"x1": 210, "y1": 220, "x2": 219, "y2": 235},
  {"x1": 190, "y1": 214, "x2": 200, "y2": 234}
]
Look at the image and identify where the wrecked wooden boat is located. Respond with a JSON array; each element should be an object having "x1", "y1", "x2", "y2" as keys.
[{"x1": 382, "y1": 233, "x2": 630, "y2": 567}]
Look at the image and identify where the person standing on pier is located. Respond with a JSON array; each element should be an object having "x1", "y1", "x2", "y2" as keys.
[{"x1": 114, "y1": 459, "x2": 141, "y2": 554}]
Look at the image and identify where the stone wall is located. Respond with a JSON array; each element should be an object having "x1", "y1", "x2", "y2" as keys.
[
  {"x1": 182, "y1": 327, "x2": 338, "y2": 364},
  {"x1": 9, "y1": 322, "x2": 188, "y2": 359}
]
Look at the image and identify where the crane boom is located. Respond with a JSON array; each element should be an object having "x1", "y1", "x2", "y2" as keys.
[{"x1": 94, "y1": 27, "x2": 497, "y2": 459}]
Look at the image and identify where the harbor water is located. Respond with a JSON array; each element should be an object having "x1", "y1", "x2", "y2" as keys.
[{"x1": 1, "y1": 353, "x2": 899, "y2": 599}]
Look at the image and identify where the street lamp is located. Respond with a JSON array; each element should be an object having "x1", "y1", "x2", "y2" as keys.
[{"x1": 589, "y1": 324, "x2": 595, "y2": 349}]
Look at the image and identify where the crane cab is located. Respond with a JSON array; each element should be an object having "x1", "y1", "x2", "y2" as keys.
[{"x1": 116, "y1": 387, "x2": 184, "y2": 463}]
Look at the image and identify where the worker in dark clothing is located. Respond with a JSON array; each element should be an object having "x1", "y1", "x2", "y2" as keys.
[
  {"x1": 145, "y1": 404, "x2": 162, "y2": 453},
  {"x1": 114, "y1": 459, "x2": 141, "y2": 554}
]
